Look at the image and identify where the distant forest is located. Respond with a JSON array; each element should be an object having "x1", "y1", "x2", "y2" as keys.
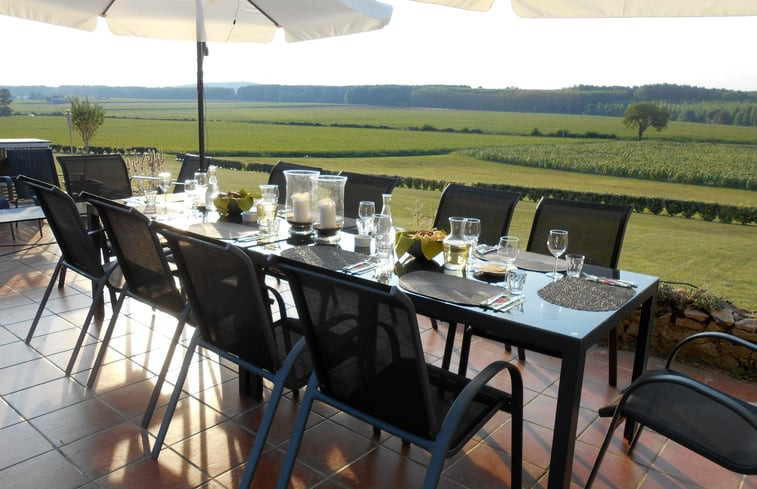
[{"x1": 6, "y1": 83, "x2": 757, "y2": 127}]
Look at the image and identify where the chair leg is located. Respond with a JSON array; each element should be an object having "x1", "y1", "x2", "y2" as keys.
[
  {"x1": 151, "y1": 330, "x2": 200, "y2": 459},
  {"x1": 141, "y1": 313, "x2": 189, "y2": 428},
  {"x1": 274, "y1": 375, "x2": 318, "y2": 489},
  {"x1": 86, "y1": 291, "x2": 125, "y2": 388},
  {"x1": 65, "y1": 275, "x2": 114, "y2": 376},
  {"x1": 585, "y1": 411, "x2": 625, "y2": 489},
  {"x1": 440, "y1": 322, "x2": 458, "y2": 371},
  {"x1": 26, "y1": 258, "x2": 64, "y2": 343},
  {"x1": 58, "y1": 266, "x2": 67, "y2": 289},
  {"x1": 608, "y1": 328, "x2": 618, "y2": 386},
  {"x1": 430, "y1": 318, "x2": 439, "y2": 330},
  {"x1": 458, "y1": 327, "x2": 473, "y2": 376},
  {"x1": 237, "y1": 370, "x2": 296, "y2": 489}
]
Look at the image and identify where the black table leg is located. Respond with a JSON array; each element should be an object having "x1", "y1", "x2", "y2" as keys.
[
  {"x1": 547, "y1": 345, "x2": 585, "y2": 489},
  {"x1": 624, "y1": 291, "x2": 656, "y2": 440}
]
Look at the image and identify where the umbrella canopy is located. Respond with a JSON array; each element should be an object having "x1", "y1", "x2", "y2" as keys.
[
  {"x1": 416, "y1": 0, "x2": 757, "y2": 16},
  {"x1": 511, "y1": 0, "x2": 757, "y2": 17},
  {"x1": 0, "y1": 0, "x2": 393, "y2": 168}
]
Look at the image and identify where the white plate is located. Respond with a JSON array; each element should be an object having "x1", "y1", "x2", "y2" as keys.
[{"x1": 474, "y1": 261, "x2": 511, "y2": 277}]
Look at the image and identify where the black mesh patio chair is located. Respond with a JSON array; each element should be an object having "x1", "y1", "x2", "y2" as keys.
[
  {"x1": 267, "y1": 160, "x2": 322, "y2": 205},
  {"x1": 4, "y1": 148, "x2": 60, "y2": 206},
  {"x1": 2, "y1": 148, "x2": 59, "y2": 238},
  {"x1": 81, "y1": 193, "x2": 192, "y2": 428},
  {"x1": 172, "y1": 153, "x2": 211, "y2": 192},
  {"x1": 458, "y1": 197, "x2": 632, "y2": 380},
  {"x1": 273, "y1": 258, "x2": 523, "y2": 489},
  {"x1": 340, "y1": 171, "x2": 400, "y2": 219},
  {"x1": 18, "y1": 176, "x2": 121, "y2": 375},
  {"x1": 433, "y1": 183, "x2": 521, "y2": 245},
  {"x1": 57, "y1": 154, "x2": 133, "y2": 201},
  {"x1": 428, "y1": 183, "x2": 524, "y2": 368},
  {"x1": 586, "y1": 331, "x2": 757, "y2": 488},
  {"x1": 151, "y1": 225, "x2": 311, "y2": 486}
]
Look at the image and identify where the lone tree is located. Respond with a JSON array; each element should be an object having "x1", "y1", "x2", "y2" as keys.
[
  {"x1": 0, "y1": 88, "x2": 12, "y2": 116},
  {"x1": 70, "y1": 97, "x2": 105, "y2": 153},
  {"x1": 623, "y1": 102, "x2": 670, "y2": 141}
]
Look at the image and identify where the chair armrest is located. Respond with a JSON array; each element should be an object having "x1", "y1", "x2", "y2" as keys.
[
  {"x1": 263, "y1": 284, "x2": 288, "y2": 319},
  {"x1": 666, "y1": 331, "x2": 757, "y2": 368},
  {"x1": 437, "y1": 360, "x2": 523, "y2": 446},
  {"x1": 613, "y1": 370, "x2": 757, "y2": 430}
]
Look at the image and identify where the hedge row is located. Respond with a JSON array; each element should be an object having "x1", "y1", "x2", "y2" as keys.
[{"x1": 241, "y1": 162, "x2": 755, "y2": 225}]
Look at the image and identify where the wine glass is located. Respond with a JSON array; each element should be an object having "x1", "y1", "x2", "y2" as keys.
[
  {"x1": 463, "y1": 218, "x2": 481, "y2": 272},
  {"x1": 497, "y1": 236, "x2": 520, "y2": 268},
  {"x1": 546, "y1": 229, "x2": 569, "y2": 279},
  {"x1": 184, "y1": 178, "x2": 198, "y2": 217},
  {"x1": 157, "y1": 172, "x2": 172, "y2": 203},
  {"x1": 357, "y1": 200, "x2": 375, "y2": 236}
]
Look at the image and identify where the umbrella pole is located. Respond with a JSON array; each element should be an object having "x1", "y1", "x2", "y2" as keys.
[{"x1": 196, "y1": 41, "x2": 207, "y2": 171}]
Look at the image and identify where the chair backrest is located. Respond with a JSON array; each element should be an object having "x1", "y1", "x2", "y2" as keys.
[
  {"x1": 57, "y1": 154, "x2": 132, "y2": 201},
  {"x1": 18, "y1": 175, "x2": 104, "y2": 278},
  {"x1": 340, "y1": 171, "x2": 400, "y2": 219},
  {"x1": 433, "y1": 183, "x2": 522, "y2": 245},
  {"x1": 155, "y1": 224, "x2": 284, "y2": 373},
  {"x1": 526, "y1": 197, "x2": 633, "y2": 268},
  {"x1": 5, "y1": 149, "x2": 60, "y2": 201},
  {"x1": 276, "y1": 259, "x2": 441, "y2": 439},
  {"x1": 82, "y1": 193, "x2": 185, "y2": 315},
  {"x1": 267, "y1": 161, "x2": 322, "y2": 205},
  {"x1": 174, "y1": 154, "x2": 211, "y2": 192}
]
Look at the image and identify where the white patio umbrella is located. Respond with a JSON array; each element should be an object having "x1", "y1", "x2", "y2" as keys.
[
  {"x1": 416, "y1": 0, "x2": 757, "y2": 16},
  {"x1": 0, "y1": 0, "x2": 393, "y2": 168}
]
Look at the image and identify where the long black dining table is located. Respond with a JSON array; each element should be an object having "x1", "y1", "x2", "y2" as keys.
[{"x1": 143, "y1": 207, "x2": 659, "y2": 489}]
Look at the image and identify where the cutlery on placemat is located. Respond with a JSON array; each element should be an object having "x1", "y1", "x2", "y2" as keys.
[
  {"x1": 481, "y1": 293, "x2": 523, "y2": 312},
  {"x1": 342, "y1": 260, "x2": 375, "y2": 275},
  {"x1": 584, "y1": 274, "x2": 636, "y2": 288}
]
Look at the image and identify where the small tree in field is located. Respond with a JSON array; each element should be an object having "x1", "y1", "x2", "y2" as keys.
[
  {"x1": 623, "y1": 102, "x2": 670, "y2": 141},
  {"x1": 70, "y1": 97, "x2": 105, "y2": 153},
  {"x1": 0, "y1": 88, "x2": 12, "y2": 116}
]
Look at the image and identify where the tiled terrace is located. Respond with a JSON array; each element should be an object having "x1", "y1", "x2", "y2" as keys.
[{"x1": 0, "y1": 222, "x2": 754, "y2": 489}]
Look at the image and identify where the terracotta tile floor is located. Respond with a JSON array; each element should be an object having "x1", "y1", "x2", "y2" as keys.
[{"x1": 0, "y1": 222, "x2": 754, "y2": 489}]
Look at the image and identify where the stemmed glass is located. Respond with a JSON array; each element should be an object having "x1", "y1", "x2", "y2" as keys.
[
  {"x1": 184, "y1": 179, "x2": 199, "y2": 217},
  {"x1": 157, "y1": 172, "x2": 172, "y2": 203},
  {"x1": 497, "y1": 236, "x2": 520, "y2": 269},
  {"x1": 463, "y1": 218, "x2": 481, "y2": 272},
  {"x1": 357, "y1": 200, "x2": 375, "y2": 236},
  {"x1": 546, "y1": 229, "x2": 569, "y2": 279}
]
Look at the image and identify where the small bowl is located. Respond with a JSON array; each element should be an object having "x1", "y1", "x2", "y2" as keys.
[
  {"x1": 241, "y1": 210, "x2": 257, "y2": 223},
  {"x1": 395, "y1": 229, "x2": 446, "y2": 261},
  {"x1": 213, "y1": 195, "x2": 254, "y2": 216}
]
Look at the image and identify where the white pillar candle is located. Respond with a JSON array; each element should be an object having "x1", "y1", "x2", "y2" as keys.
[
  {"x1": 292, "y1": 192, "x2": 311, "y2": 222},
  {"x1": 318, "y1": 198, "x2": 337, "y2": 229}
]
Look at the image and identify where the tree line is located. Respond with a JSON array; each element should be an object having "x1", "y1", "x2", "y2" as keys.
[{"x1": 4, "y1": 83, "x2": 757, "y2": 126}]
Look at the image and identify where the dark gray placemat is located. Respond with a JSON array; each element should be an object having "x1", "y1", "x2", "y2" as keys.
[
  {"x1": 281, "y1": 246, "x2": 364, "y2": 271},
  {"x1": 399, "y1": 271, "x2": 505, "y2": 306},
  {"x1": 537, "y1": 277, "x2": 634, "y2": 311}
]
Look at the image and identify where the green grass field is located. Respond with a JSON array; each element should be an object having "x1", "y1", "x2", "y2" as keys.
[{"x1": 4, "y1": 99, "x2": 755, "y2": 310}]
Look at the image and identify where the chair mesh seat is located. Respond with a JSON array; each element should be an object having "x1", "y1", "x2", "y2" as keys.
[{"x1": 622, "y1": 372, "x2": 757, "y2": 474}]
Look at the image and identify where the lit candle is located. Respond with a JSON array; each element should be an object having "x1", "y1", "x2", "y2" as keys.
[
  {"x1": 318, "y1": 198, "x2": 336, "y2": 229},
  {"x1": 291, "y1": 192, "x2": 311, "y2": 223}
]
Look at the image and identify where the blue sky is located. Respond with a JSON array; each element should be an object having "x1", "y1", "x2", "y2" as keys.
[{"x1": 1, "y1": 1, "x2": 755, "y2": 91}]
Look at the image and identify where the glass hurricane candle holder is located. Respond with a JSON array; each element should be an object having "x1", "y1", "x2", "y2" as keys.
[
  {"x1": 284, "y1": 170, "x2": 319, "y2": 237},
  {"x1": 314, "y1": 175, "x2": 347, "y2": 244}
]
